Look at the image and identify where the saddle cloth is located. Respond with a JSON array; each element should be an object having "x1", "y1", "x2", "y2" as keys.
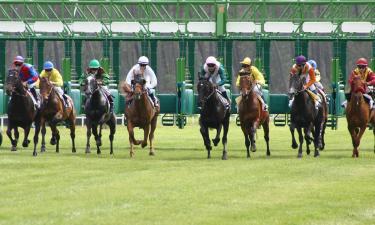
[{"x1": 216, "y1": 89, "x2": 230, "y2": 109}]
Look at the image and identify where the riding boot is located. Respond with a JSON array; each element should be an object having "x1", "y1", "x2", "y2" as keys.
[
  {"x1": 62, "y1": 94, "x2": 69, "y2": 108},
  {"x1": 221, "y1": 91, "x2": 230, "y2": 103},
  {"x1": 108, "y1": 95, "x2": 114, "y2": 114},
  {"x1": 260, "y1": 95, "x2": 268, "y2": 111},
  {"x1": 149, "y1": 93, "x2": 159, "y2": 108},
  {"x1": 30, "y1": 87, "x2": 39, "y2": 107}
]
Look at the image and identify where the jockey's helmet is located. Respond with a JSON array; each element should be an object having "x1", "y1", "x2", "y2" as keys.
[
  {"x1": 43, "y1": 61, "x2": 54, "y2": 70},
  {"x1": 89, "y1": 59, "x2": 100, "y2": 69},
  {"x1": 240, "y1": 57, "x2": 252, "y2": 66},
  {"x1": 206, "y1": 56, "x2": 217, "y2": 67},
  {"x1": 295, "y1": 55, "x2": 307, "y2": 66},
  {"x1": 138, "y1": 56, "x2": 149, "y2": 65},
  {"x1": 356, "y1": 58, "x2": 368, "y2": 67},
  {"x1": 13, "y1": 55, "x2": 24, "y2": 65},
  {"x1": 308, "y1": 60, "x2": 317, "y2": 70}
]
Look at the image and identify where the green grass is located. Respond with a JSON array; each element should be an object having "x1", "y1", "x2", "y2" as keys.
[{"x1": 1, "y1": 117, "x2": 375, "y2": 225}]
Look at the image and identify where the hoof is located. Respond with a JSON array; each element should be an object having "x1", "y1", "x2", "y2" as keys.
[
  {"x1": 72, "y1": 148, "x2": 76, "y2": 153},
  {"x1": 222, "y1": 154, "x2": 228, "y2": 160},
  {"x1": 85, "y1": 147, "x2": 91, "y2": 154},
  {"x1": 50, "y1": 137, "x2": 56, "y2": 145},
  {"x1": 141, "y1": 142, "x2": 147, "y2": 148},
  {"x1": 22, "y1": 140, "x2": 30, "y2": 148},
  {"x1": 149, "y1": 151, "x2": 155, "y2": 156},
  {"x1": 33, "y1": 151, "x2": 37, "y2": 157},
  {"x1": 11, "y1": 146, "x2": 17, "y2": 151},
  {"x1": 306, "y1": 149, "x2": 310, "y2": 155},
  {"x1": 41, "y1": 146, "x2": 46, "y2": 152},
  {"x1": 96, "y1": 139, "x2": 102, "y2": 147},
  {"x1": 292, "y1": 143, "x2": 298, "y2": 149},
  {"x1": 97, "y1": 150, "x2": 101, "y2": 155},
  {"x1": 130, "y1": 152, "x2": 134, "y2": 158},
  {"x1": 251, "y1": 147, "x2": 257, "y2": 152},
  {"x1": 297, "y1": 153, "x2": 302, "y2": 158},
  {"x1": 267, "y1": 152, "x2": 271, "y2": 157},
  {"x1": 212, "y1": 138, "x2": 220, "y2": 146}
]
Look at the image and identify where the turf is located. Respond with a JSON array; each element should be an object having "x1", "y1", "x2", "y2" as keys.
[{"x1": 0, "y1": 117, "x2": 375, "y2": 225}]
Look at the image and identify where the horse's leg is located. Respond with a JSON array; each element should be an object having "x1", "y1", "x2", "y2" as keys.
[
  {"x1": 320, "y1": 120, "x2": 327, "y2": 151},
  {"x1": 69, "y1": 118, "x2": 76, "y2": 153},
  {"x1": 297, "y1": 126, "x2": 304, "y2": 158},
  {"x1": 290, "y1": 123, "x2": 298, "y2": 149},
  {"x1": 32, "y1": 118, "x2": 41, "y2": 157},
  {"x1": 149, "y1": 115, "x2": 157, "y2": 156},
  {"x1": 212, "y1": 124, "x2": 222, "y2": 147},
  {"x1": 249, "y1": 124, "x2": 257, "y2": 152},
  {"x1": 96, "y1": 124, "x2": 102, "y2": 147},
  {"x1": 348, "y1": 125, "x2": 357, "y2": 157},
  {"x1": 108, "y1": 115, "x2": 116, "y2": 155},
  {"x1": 142, "y1": 124, "x2": 150, "y2": 149},
  {"x1": 373, "y1": 127, "x2": 375, "y2": 154},
  {"x1": 199, "y1": 121, "x2": 212, "y2": 159},
  {"x1": 40, "y1": 118, "x2": 47, "y2": 152},
  {"x1": 221, "y1": 115, "x2": 229, "y2": 160},
  {"x1": 262, "y1": 120, "x2": 270, "y2": 156},
  {"x1": 127, "y1": 122, "x2": 136, "y2": 157},
  {"x1": 92, "y1": 124, "x2": 100, "y2": 155},
  {"x1": 6, "y1": 125, "x2": 17, "y2": 151},
  {"x1": 354, "y1": 125, "x2": 367, "y2": 158},
  {"x1": 85, "y1": 119, "x2": 92, "y2": 154},
  {"x1": 304, "y1": 127, "x2": 311, "y2": 156},
  {"x1": 241, "y1": 125, "x2": 250, "y2": 158},
  {"x1": 50, "y1": 124, "x2": 60, "y2": 153},
  {"x1": 22, "y1": 126, "x2": 31, "y2": 148}
]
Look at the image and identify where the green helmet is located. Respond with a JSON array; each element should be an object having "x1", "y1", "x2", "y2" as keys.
[{"x1": 89, "y1": 59, "x2": 100, "y2": 69}]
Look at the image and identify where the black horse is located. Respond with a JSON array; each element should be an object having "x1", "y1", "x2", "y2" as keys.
[
  {"x1": 289, "y1": 74, "x2": 324, "y2": 158},
  {"x1": 82, "y1": 75, "x2": 116, "y2": 154},
  {"x1": 197, "y1": 77, "x2": 230, "y2": 160},
  {"x1": 5, "y1": 70, "x2": 41, "y2": 156}
]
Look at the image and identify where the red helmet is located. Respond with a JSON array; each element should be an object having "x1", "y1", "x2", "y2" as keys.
[{"x1": 356, "y1": 58, "x2": 368, "y2": 66}]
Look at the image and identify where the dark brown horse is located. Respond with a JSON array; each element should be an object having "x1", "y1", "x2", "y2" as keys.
[
  {"x1": 197, "y1": 77, "x2": 230, "y2": 160},
  {"x1": 346, "y1": 76, "x2": 371, "y2": 157},
  {"x1": 122, "y1": 76, "x2": 159, "y2": 157},
  {"x1": 289, "y1": 74, "x2": 324, "y2": 158},
  {"x1": 39, "y1": 77, "x2": 76, "y2": 153},
  {"x1": 5, "y1": 70, "x2": 41, "y2": 156},
  {"x1": 238, "y1": 75, "x2": 270, "y2": 158}
]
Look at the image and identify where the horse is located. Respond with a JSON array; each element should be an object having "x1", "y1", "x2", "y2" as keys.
[
  {"x1": 346, "y1": 76, "x2": 371, "y2": 157},
  {"x1": 122, "y1": 75, "x2": 160, "y2": 157},
  {"x1": 5, "y1": 69, "x2": 41, "y2": 156},
  {"x1": 197, "y1": 77, "x2": 230, "y2": 160},
  {"x1": 288, "y1": 73, "x2": 324, "y2": 158},
  {"x1": 82, "y1": 75, "x2": 116, "y2": 155},
  {"x1": 39, "y1": 77, "x2": 76, "y2": 153},
  {"x1": 238, "y1": 75, "x2": 270, "y2": 158}
]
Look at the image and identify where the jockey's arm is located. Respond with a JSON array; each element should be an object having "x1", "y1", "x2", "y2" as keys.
[
  {"x1": 348, "y1": 71, "x2": 357, "y2": 86},
  {"x1": 304, "y1": 68, "x2": 316, "y2": 89},
  {"x1": 235, "y1": 75, "x2": 240, "y2": 87},
  {"x1": 125, "y1": 67, "x2": 135, "y2": 86},
  {"x1": 366, "y1": 71, "x2": 375, "y2": 86},
  {"x1": 251, "y1": 66, "x2": 265, "y2": 86},
  {"x1": 217, "y1": 66, "x2": 226, "y2": 86},
  {"x1": 146, "y1": 67, "x2": 157, "y2": 89},
  {"x1": 52, "y1": 70, "x2": 63, "y2": 86}
]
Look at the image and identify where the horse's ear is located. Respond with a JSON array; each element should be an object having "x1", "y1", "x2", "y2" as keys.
[
  {"x1": 131, "y1": 80, "x2": 135, "y2": 85},
  {"x1": 142, "y1": 79, "x2": 146, "y2": 85}
]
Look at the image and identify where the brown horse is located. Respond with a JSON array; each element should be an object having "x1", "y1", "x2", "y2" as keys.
[
  {"x1": 39, "y1": 77, "x2": 76, "y2": 153},
  {"x1": 238, "y1": 75, "x2": 270, "y2": 158},
  {"x1": 122, "y1": 76, "x2": 160, "y2": 157},
  {"x1": 346, "y1": 76, "x2": 371, "y2": 157}
]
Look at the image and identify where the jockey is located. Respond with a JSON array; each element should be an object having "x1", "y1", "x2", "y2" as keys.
[
  {"x1": 81, "y1": 59, "x2": 114, "y2": 113},
  {"x1": 289, "y1": 55, "x2": 319, "y2": 108},
  {"x1": 342, "y1": 58, "x2": 375, "y2": 109},
  {"x1": 12, "y1": 55, "x2": 40, "y2": 107},
  {"x1": 235, "y1": 57, "x2": 268, "y2": 111},
  {"x1": 308, "y1": 59, "x2": 328, "y2": 101},
  {"x1": 201, "y1": 56, "x2": 230, "y2": 103},
  {"x1": 125, "y1": 56, "x2": 158, "y2": 107},
  {"x1": 39, "y1": 61, "x2": 69, "y2": 108}
]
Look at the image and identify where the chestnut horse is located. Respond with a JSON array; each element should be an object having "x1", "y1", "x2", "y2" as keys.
[
  {"x1": 122, "y1": 76, "x2": 159, "y2": 157},
  {"x1": 346, "y1": 76, "x2": 371, "y2": 157},
  {"x1": 5, "y1": 70, "x2": 41, "y2": 156},
  {"x1": 197, "y1": 77, "x2": 230, "y2": 160},
  {"x1": 39, "y1": 77, "x2": 76, "y2": 153},
  {"x1": 238, "y1": 75, "x2": 270, "y2": 158}
]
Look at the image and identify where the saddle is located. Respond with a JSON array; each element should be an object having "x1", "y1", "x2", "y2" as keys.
[
  {"x1": 216, "y1": 89, "x2": 230, "y2": 109},
  {"x1": 306, "y1": 90, "x2": 321, "y2": 103}
]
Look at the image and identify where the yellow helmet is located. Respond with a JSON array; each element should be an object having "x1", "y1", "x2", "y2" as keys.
[{"x1": 240, "y1": 57, "x2": 251, "y2": 66}]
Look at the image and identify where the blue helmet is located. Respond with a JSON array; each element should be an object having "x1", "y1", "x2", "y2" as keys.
[
  {"x1": 308, "y1": 60, "x2": 317, "y2": 70},
  {"x1": 43, "y1": 61, "x2": 54, "y2": 70}
]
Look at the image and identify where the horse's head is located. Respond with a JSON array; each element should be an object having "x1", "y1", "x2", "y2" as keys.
[
  {"x1": 6, "y1": 69, "x2": 25, "y2": 96},
  {"x1": 39, "y1": 77, "x2": 54, "y2": 103},
  {"x1": 132, "y1": 75, "x2": 146, "y2": 100},
  {"x1": 197, "y1": 77, "x2": 215, "y2": 108},
  {"x1": 84, "y1": 75, "x2": 99, "y2": 96},
  {"x1": 288, "y1": 74, "x2": 305, "y2": 96},
  {"x1": 351, "y1": 76, "x2": 366, "y2": 94},
  {"x1": 239, "y1": 74, "x2": 254, "y2": 97}
]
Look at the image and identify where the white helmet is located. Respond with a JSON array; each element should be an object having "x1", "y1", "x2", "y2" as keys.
[
  {"x1": 206, "y1": 56, "x2": 217, "y2": 65},
  {"x1": 138, "y1": 56, "x2": 149, "y2": 65}
]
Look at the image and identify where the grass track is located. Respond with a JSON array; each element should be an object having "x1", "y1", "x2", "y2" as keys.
[{"x1": 0, "y1": 117, "x2": 375, "y2": 225}]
